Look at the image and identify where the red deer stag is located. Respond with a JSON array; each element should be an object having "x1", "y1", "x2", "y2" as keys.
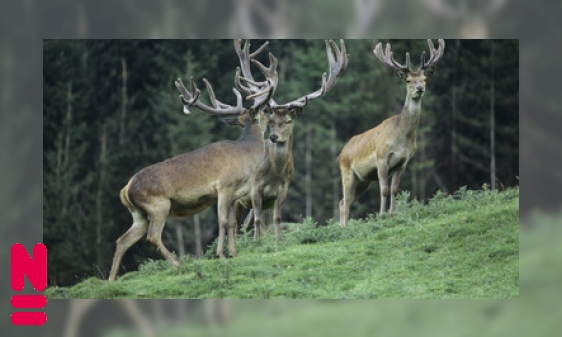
[
  {"x1": 234, "y1": 39, "x2": 348, "y2": 239},
  {"x1": 108, "y1": 42, "x2": 275, "y2": 281},
  {"x1": 338, "y1": 39, "x2": 445, "y2": 226}
]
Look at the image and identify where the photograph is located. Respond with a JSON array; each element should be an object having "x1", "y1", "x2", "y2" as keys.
[{"x1": 43, "y1": 39, "x2": 519, "y2": 300}]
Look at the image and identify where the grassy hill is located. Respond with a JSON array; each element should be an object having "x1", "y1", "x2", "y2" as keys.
[{"x1": 45, "y1": 186, "x2": 519, "y2": 299}]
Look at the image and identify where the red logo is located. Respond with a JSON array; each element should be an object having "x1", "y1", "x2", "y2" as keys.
[{"x1": 11, "y1": 243, "x2": 47, "y2": 325}]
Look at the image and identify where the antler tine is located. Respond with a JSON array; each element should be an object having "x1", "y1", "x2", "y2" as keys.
[
  {"x1": 203, "y1": 79, "x2": 229, "y2": 109},
  {"x1": 419, "y1": 51, "x2": 426, "y2": 70},
  {"x1": 373, "y1": 41, "x2": 411, "y2": 72},
  {"x1": 250, "y1": 53, "x2": 279, "y2": 93},
  {"x1": 421, "y1": 39, "x2": 446, "y2": 70},
  {"x1": 175, "y1": 77, "x2": 245, "y2": 116},
  {"x1": 272, "y1": 39, "x2": 348, "y2": 110},
  {"x1": 234, "y1": 39, "x2": 270, "y2": 93},
  {"x1": 233, "y1": 47, "x2": 278, "y2": 108},
  {"x1": 404, "y1": 52, "x2": 410, "y2": 71},
  {"x1": 233, "y1": 39, "x2": 250, "y2": 79},
  {"x1": 251, "y1": 53, "x2": 278, "y2": 80},
  {"x1": 324, "y1": 39, "x2": 348, "y2": 92},
  {"x1": 234, "y1": 67, "x2": 254, "y2": 95},
  {"x1": 249, "y1": 78, "x2": 275, "y2": 110},
  {"x1": 235, "y1": 61, "x2": 276, "y2": 111},
  {"x1": 373, "y1": 42, "x2": 384, "y2": 64},
  {"x1": 175, "y1": 77, "x2": 200, "y2": 115},
  {"x1": 249, "y1": 40, "x2": 269, "y2": 58}
]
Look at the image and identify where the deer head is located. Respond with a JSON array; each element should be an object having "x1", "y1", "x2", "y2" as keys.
[
  {"x1": 373, "y1": 39, "x2": 445, "y2": 100},
  {"x1": 266, "y1": 107, "x2": 297, "y2": 144}
]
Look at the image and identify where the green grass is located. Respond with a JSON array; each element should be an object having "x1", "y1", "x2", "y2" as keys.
[{"x1": 45, "y1": 186, "x2": 519, "y2": 299}]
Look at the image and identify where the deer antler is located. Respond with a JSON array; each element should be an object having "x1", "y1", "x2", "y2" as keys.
[
  {"x1": 175, "y1": 77, "x2": 245, "y2": 115},
  {"x1": 271, "y1": 39, "x2": 348, "y2": 109},
  {"x1": 419, "y1": 39, "x2": 445, "y2": 71},
  {"x1": 374, "y1": 39, "x2": 445, "y2": 73},
  {"x1": 175, "y1": 40, "x2": 277, "y2": 116},
  {"x1": 234, "y1": 39, "x2": 278, "y2": 108},
  {"x1": 373, "y1": 41, "x2": 411, "y2": 73}
]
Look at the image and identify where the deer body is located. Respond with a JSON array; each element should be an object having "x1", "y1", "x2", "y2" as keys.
[
  {"x1": 233, "y1": 39, "x2": 348, "y2": 239},
  {"x1": 237, "y1": 108, "x2": 296, "y2": 238},
  {"x1": 109, "y1": 112, "x2": 268, "y2": 281},
  {"x1": 125, "y1": 135, "x2": 263, "y2": 217},
  {"x1": 109, "y1": 40, "x2": 276, "y2": 281},
  {"x1": 339, "y1": 39, "x2": 444, "y2": 226}
]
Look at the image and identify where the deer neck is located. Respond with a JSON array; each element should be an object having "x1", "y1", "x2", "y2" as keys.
[
  {"x1": 240, "y1": 122, "x2": 266, "y2": 144},
  {"x1": 399, "y1": 93, "x2": 422, "y2": 140}
]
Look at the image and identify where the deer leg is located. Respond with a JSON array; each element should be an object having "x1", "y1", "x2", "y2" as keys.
[
  {"x1": 233, "y1": 202, "x2": 244, "y2": 234},
  {"x1": 252, "y1": 189, "x2": 264, "y2": 241},
  {"x1": 227, "y1": 206, "x2": 238, "y2": 257},
  {"x1": 273, "y1": 184, "x2": 289, "y2": 237},
  {"x1": 145, "y1": 199, "x2": 179, "y2": 267},
  {"x1": 216, "y1": 192, "x2": 234, "y2": 259},
  {"x1": 377, "y1": 160, "x2": 389, "y2": 214},
  {"x1": 390, "y1": 166, "x2": 406, "y2": 213},
  {"x1": 242, "y1": 209, "x2": 254, "y2": 233},
  {"x1": 109, "y1": 209, "x2": 148, "y2": 281},
  {"x1": 339, "y1": 168, "x2": 357, "y2": 226}
]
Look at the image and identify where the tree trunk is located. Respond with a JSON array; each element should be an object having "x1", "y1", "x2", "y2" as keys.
[
  {"x1": 451, "y1": 86, "x2": 457, "y2": 190},
  {"x1": 411, "y1": 158, "x2": 417, "y2": 200},
  {"x1": 490, "y1": 41, "x2": 496, "y2": 190},
  {"x1": 175, "y1": 220, "x2": 185, "y2": 258},
  {"x1": 420, "y1": 129, "x2": 427, "y2": 201},
  {"x1": 451, "y1": 39, "x2": 460, "y2": 190},
  {"x1": 330, "y1": 122, "x2": 339, "y2": 219},
  {"x1": 305, "y1": 123, "x2": 313, "y2": 218},
  {"x1": 57, "y1": 82, "x2": 72, "y2": 218},
  {"x1": 64, "y1": 82, "x2": 72, "y2": 168},
  {"x1": 96, "y1": 125, "x2": 107, "y2": 271},
  {"x1": 62, "y1": 82, "x2": 73, "y2": 217},
  {"x1": 120, "y1": 58, "x2": 128, "y2": 147}
]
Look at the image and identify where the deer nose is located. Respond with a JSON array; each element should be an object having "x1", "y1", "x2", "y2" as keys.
[
  {"x1": 416, "y1": 86, "x2": 424, "y2": 92},
  {"x1": 269, "y1": 134, "x2": 279, "y2": 142}
]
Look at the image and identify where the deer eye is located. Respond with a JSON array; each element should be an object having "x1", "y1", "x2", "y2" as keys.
[{"x1": 285, "y1": 120, "x2": 293, "y2": 124}]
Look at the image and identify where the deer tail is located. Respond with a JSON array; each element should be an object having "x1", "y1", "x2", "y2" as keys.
[{"x1": 120, "y1": 180, "x2": 135, "y2": 210}]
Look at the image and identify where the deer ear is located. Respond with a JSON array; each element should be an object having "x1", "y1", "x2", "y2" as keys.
[
  {"x1": 219, "y1": 116, "x2": 242, "y2": 126},
  {"x1": 396, "y1": 70, "x2": 407, "y2": 80},
  {"x1": 425, "y1": 66, "x2": 435, "y2": 77},
  {"x1": 248, "y1": 109, "x2": 258, "y2": 119},
  {"x1": 289, "y1": 107, "x2": 302, "y2": 118}
]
